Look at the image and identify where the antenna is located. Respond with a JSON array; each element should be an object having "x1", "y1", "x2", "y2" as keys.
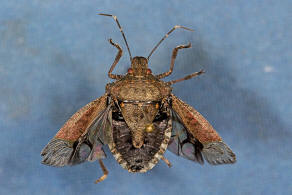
[
  {"x1": 99, "y1": 13, "x2": 133, "y2": 62},
  {"x1": 147, "y1": 25, "x2": 194, "y2": 60}
]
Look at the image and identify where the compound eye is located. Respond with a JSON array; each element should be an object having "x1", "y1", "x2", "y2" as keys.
[
  {"x1": 128, "y1": 68, "x2": 133, "y2": 74},
  {"x1": 146, "y1": 69, "x2": 152, "y2": 74}
]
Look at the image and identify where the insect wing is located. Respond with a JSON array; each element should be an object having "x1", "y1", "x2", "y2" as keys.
[
  {"x1": 170, "y1": 94, "x2": 236, "y2": 165},
  {"x1": 69, "y1": 106, "x2": 112, "y2": 165},
  {"x1": 41, "y1": 138, "x2": 75, "y2": 167},
  {"x1": 168, "y1": 110, "x2": 204, "y2": 164},
  {"x1": 41, "y1": 94, "x2": 110, "y2": 166},
  {"x1": 84, "y1": 105, "x2": 112, "y2": 162}
]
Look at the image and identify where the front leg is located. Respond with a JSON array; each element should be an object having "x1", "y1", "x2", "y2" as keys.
[
  {"x1": 108, "y1": 39, "x2": 124, "y2": 80},
  {"x1": 156, "y1": 43, "x2": 192, "y2": 79}
]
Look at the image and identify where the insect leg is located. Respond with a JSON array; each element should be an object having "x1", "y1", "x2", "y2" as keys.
[
  {"x1": 156, "y1": 43, "x2": 192, "y2": 79},
  {"x1": 108, "y1": 38, "x2": 124, "y2": 80},
  {"x1": 166, "y1": 69, "x2": 205, "y2": 85},
  {"x1": 94, "y1": 159, "x2": 109, "y2": 184},
  {"x1": 147, "y1": 25, "x2": 193, "y2": 60},
  {"x1": 99, "y1": 13, "x2": 132, "y2": 61},
  {"x1": 161, "y1": 156, "x2": 172, "y2": 168}
]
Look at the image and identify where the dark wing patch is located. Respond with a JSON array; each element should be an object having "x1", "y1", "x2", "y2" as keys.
[
  {"x1": 168, "y1": 110, "x2": 204, "y2": 164},
  {"x1": 41, "y1": 105, "x2": 111, "y2": 167},
  {"x1": 87, "y1": 106, "x2": 112, "y2": 145}
]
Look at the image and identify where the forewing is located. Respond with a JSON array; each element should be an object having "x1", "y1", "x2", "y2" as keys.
[
  {"x1": 69, "y1": 106, "x2": 112, "y2": 165},
  {"x1": 41, "y1": 94, "x2": 110, "y2": 166},
  {"x1": 54, "y1": 94, "x2": 108, "y2": 142},
  {"x1": 170, "y1": 94, "x2": 236, "y2": 165}
]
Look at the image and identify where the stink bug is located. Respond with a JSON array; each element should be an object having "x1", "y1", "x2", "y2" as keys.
[{"x1": 41, "y1": 13, "x2": 236, "y2": 183}]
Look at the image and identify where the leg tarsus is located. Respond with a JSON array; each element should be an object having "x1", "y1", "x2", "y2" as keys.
[
  {"x1": 161, "y1": 156, "x2": 172, "y2": 168},
  {"x1": 94, "y1": 159, "x2": 109, "y2": 184},
  {"x1": 166, "y1": 69, "x2": 205, "y2": 85},
  {"x1": 156, "y1": 43, "x2": 192, "y2": 79},
  {"x1": 108, "y1": 38, "x2": 124, "y2": 80}
]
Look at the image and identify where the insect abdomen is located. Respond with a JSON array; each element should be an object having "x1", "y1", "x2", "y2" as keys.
[{"x1": 109, "y1": 109, "x2": 172, "y2": 173}]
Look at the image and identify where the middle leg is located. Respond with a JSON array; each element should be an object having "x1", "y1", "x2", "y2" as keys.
[{"x1": 166, "y1": 69, "x2": 205, "y2": 85}]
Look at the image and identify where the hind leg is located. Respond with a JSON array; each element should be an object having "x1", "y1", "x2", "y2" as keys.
[
  {"x1": 95, "y1": 159, "x2": 109, "y2": 184},
  {"x1": 161, "y1": 156, "x2": 172, "y2": 168}
]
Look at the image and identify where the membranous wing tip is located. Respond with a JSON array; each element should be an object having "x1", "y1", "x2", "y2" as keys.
[
  {"x1": 202, "y1": 141, "x2": 236, "y2": 165},
  {"x1": 41, "y1": 138, "x2": 74, "y2": 167}
]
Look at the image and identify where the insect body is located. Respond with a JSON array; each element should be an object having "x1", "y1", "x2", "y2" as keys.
[{"x1": 41, "y1": 14, "x2": 236, "y2": 183}]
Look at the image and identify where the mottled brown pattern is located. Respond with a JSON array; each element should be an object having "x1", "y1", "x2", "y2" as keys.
[
  {"x1": 171, "y1": 94, "x2": 222, "y2": 143},
  {"x1": 55, "y1": 94, "x2": 108, "y2": 142},
  {"x1": 107, "y1": 74, "x2": 172, "y2": 101},
  {"x1": 120, "y1": 103, "x2": 159, "y2": 148}
]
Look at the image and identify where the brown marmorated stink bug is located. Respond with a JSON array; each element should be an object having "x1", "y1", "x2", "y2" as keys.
[{"x1": 41, "y1": 13, "x2": 236, "y2": 183}]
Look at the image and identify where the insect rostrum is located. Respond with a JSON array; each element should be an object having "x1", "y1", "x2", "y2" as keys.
[{"x1": 41, "y1": 13, "x2": 236, "y2": 183}]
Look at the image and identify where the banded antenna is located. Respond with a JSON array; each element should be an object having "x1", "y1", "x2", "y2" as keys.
[
  {"x1": 99, "y1": 13, "x2": 133, "y2": 62},
  {"x1": 147, "y1": 25, "x2": 194, "y2": 60}
]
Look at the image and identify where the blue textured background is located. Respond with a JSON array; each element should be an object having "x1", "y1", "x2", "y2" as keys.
[{"x1": 0, "y1": 1, "x2": 291, "y2": 194}]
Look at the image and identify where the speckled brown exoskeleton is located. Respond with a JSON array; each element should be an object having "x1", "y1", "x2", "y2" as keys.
[{"x1": 41, "y1": 13, "x2": 236, "y2": 183}]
